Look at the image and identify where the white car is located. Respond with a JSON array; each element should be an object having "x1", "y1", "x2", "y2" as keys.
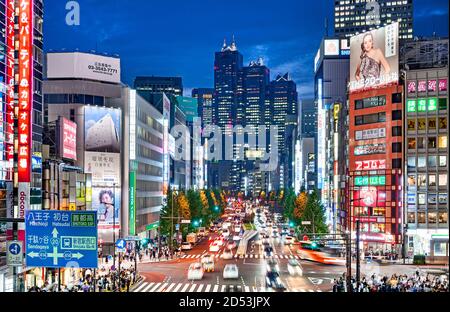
[
  {"x1": 223, "y1": 264, "x2": 239, "y2": 279},
  {"x1": 201, "y1": 254, "x2": 213, "y2": 264},
  {"x1": 222, "y1": 250, "x2": 233, "y2": 260},
  {"x1": 181, "y1": 242, "x2": 192, "y2": 250},
  {"x1": 209, "y1": 243, "x2": 220, "y2": 252},
  {"x1": 188, "y1": 263, "x2": 204, "y2": 280},
  {"x1": 287, "y1": 259, "x2": 303, "y2": 276}
]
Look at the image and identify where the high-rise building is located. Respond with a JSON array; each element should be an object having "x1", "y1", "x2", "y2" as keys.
[
  {"x1": 192, "y1": 88, "x2": 214, "y2": 128},
  {"x1": 314, "y1": 37, "x2": 350, "y2": 231},
  {"x1": 300, "y1": 99, "x2": 317, "y2": 138},
  {"x1": 134, "y1": 76, "x2": 183, "y2": 98},
  {"x1": 334, "y1": 0, "x2": 413, "y2": 40},
  {"x1": 403, "y1": 38, "x2": 449, "y2": 260}
]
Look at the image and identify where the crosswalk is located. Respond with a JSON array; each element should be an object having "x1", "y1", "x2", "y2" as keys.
[
  {"x1": 180, "y1": 253, "x2": 301, "y2": 260},
  {"x1": 133, "y1": 281, "x2": 322, "y2": 293}
]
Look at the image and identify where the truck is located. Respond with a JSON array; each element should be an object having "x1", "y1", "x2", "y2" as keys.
[{"x1": 186, "y1": 233, "x2": 198, "y2": 245}]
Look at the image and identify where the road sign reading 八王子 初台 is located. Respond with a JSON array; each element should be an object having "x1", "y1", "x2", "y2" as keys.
[{"x1": 25, "y1": 210, "x2": 98, "y2": 268}]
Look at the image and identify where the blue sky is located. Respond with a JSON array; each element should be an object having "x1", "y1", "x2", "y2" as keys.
[{"x1": 45, "y1": 0, "x2": 448, "y2": 99}]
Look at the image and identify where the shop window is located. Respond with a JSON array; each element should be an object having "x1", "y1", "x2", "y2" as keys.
[
  {"x1": 392, "y1": 142, "x2": 402, "y2": 153},
  {"x1": 392, "y1": 110, "x2": 402, "y2": 120},
  {"x1": 428, "y1": 174, "x2": 436, "y2": 187},
  {"x1": 428, "y1": 137, "x2": 437, "y2": 148},
  {"x1": 438, "y1": 98, "x2": 447, "y2": 110},
  {"x1": 428, "y1": 155, "x2": 437, "y2": 167},
  {"x1": 407, "y1": 212, "x2": 416, "y2": 224},
  {"x1": 392, "y1": 126, "x2": 402, "y2": 136},
  {"x1": 438, "y1": 212, "x2": 448, "y2": 224},
  {"x1": 418, "y1": 212, "x2": 426, "y2": 223},
  {"x1": 439, "y1": 156, "x2": 447, "y2": 167},
  {"x1": 438, "y1": 174, "x2": 448, "y2": 187},
  {"x1": 428, "y1": 212, "x2": 437, "y2": 224},
  {"x1": 417, "y1": 175, "x2": 426, "y2": 187},
  {"x1": 417, "y1": 118, "x2": 426, "y2": 130},
  {"x1": 407, "y1": 119, "x2": 416, "y2": 131},
  {"x1": 428, "y1": 118, "x2": 437, "y2": 130},
  {"x1": 417, "y1": 137, "x2": 426, "y2": 149},
  {"x1": 438, "y1": 135, "x2": 447, "y2": 148},
  {"x1": 438, "y1": 117, "x2": 447, "y2": 130},
  {"x1": 434, "y1": 242, "x2": 448, "y2": 256}
]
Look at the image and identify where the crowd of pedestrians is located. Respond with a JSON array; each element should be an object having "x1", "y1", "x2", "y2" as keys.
[{"x1": 333, "y1": 271, "x2": 448, "y2": 292}]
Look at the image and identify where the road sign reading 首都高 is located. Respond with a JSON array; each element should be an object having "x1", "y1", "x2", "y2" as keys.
[{"x1": 25, "y1": 210, "x2": 98, "y2": 269}]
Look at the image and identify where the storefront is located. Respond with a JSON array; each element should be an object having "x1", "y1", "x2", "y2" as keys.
[{"x1": 407, "y1": 229, "x2": 449, "y2": 258}]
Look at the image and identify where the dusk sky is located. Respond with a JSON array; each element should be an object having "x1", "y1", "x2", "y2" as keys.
[{"x1": 45, "y1": 0, "x2": 449, "y2": 99}]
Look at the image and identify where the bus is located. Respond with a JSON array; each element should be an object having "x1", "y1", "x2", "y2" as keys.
[{"x1": 297, "y1": 241, "x2": 345, "y2": 265}]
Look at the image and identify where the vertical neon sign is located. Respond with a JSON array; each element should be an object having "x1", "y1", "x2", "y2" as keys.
[
  {"x1": 5, "y1": 0, "x2": 15, "y2": 181},
  {"x1": 18, "y1": 0, "x2": 33, "y2": 183}
]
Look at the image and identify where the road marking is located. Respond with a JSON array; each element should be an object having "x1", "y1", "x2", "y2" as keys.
[
  {"x1": 252, "y1": 286, "x2": 258, "y2": 292},
  {"x1": 134, "y1": 282, "x2": 148, "y2": 292},
  {"x1": 195, "y1": 255, "x2": 201, "y2": 258},
  {"x1": 172, "y1": 283, "x2": 183, "y2": 292},
  {"x1": 142, "y1": 282, "x2": 154, "y2": 292},
  {"x1": 250, "y1": 254, "x2": 253, "y2": 258},
  {"x1": 245, "y1": 254, "x2": 248, "y2": 258},
  {"x1": 221, "y1": 285, "x2": 226, "y2": 292},
  {"x1": 196, "y1": 284, "x2": 204, "y2": 292},
  {"x1": 289, "y1": 255, "x2": 294, "y2": 259},
  {"x1": 300, "y1": 289, "x2": 306, "y2": 292},
  {"x1": 308, "y1": 289, "x2": 315, "y2": 292},
  {"x1": 165, "y1": 283, "x2": 176, "y2": 292},
  {"x1": 181, "y1": 284, "x2": 190, "y2": 292},
  {"x1": 213, "y1": 285, "x2": 219, "y2": 292},
  {"x1": 156, "y1": 283, "x2": 169, "y2": 292},
  {"x1": 180, "y1": 255, "x2": 187, "y2": 258},
  {"x1": 149, "y1": 283, "x2": 162, "y2": 292},
  {"x1": 317, "y1": 289, "x2": 322, "y2": 292},
  {"x1": 204, "y1": 284, "x2": 211, "y2": 292},
  {"x1": 244, "y1": 286, "x2": 250, "y2": 292},
  {"x1": 259, "y1": 286, "x2": 265, "y2": 291},
  {"x1": 188, "y1": 284, "x2": 197, "y2": 292}
]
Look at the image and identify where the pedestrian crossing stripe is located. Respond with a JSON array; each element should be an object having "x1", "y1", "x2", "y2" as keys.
[{"x1": 181, "y1": 254, "x2": 301, "y2": 260}]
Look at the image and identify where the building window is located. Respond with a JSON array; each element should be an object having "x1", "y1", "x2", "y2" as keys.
[
  {"x1": 392, "y1": 93, "x2": 402, "y2": 103},
  {"x1": 438, "y1": 135, "x2": 447, "y2": 148},
  {"x1": 439, "y1": 174, "x2": 448, "y2": 187},
  {"x1": 355, "y1": 112, "x2": 386, "y2": 125},
  {"x1": 417, "y1": 212, "x2": 426, "y2": 223},
  {"x1": 418, "y1": 157, "x2": 426, "y2": 168},
  {"x1": 428, "y1": 155, "x2": 437, "y2": 167},
  {"x1": 392, "y1": 158, "x2": 402, "y2": 168},
  {"x1": 428, "y1": 118, "x2": 437, "y2": 130},
  {"x1": 392, "y1": 142, "x2": 402, "y2": 153},
  {"x1": 438, "y1": 212, "x2": 448, "y2": 224},
  {"x1": 407, "y1": 156, "x2": 416, "y2": 168},
  {"x1": 428, "y1": 212, "x2": 437, "y2": 224},
  {"x1": 407, "y1": 212, "x2": 415, "y2": 224},
  {"x1": 417, "y1": 175, "x2": 426, "y2": 187},
  {"x1": 392, "y1": 110, "x2": 402, "y2": 120},
  {"x1": 439, "y1": 156, "x2": 447, "y2": 167},
  {"x1": 408, "y1": 174, "x2": 416, "y2": 187},
  {"x1": 428, "y1": 174, "x2": 436, "y2": 187},
  {"x1": 428, "y1": 137, "x2": 437, "y2": 148},
  {"x1": 417, "y1": 137, "x2": 426, "y2": 149},
  {"x1": 407, "y1": 138, "x2": 416, "y2": 149},
  {"x1": 392, "y1": 126, "x2": 402, "y2": 136},
  {"x1": 439, "y1": 117, "x2": 447, "y2": 130},
  {"x1": 439, "y1": 193, "x2": 448, "y2": 204},
  {"x1": 418, "y1": 118, "x2": 426, "y2": 130},
  {"x1": 407, "y1": 119, "x2": 416, "y2": 131},
  {"x1": 438, "y1": 98, "x2": 447, "y2": 110}
]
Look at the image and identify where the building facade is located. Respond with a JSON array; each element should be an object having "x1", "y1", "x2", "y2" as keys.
[
  {"x1": 192, "y1": 88, "x2": 214, "y2": 128},
  {"x1": 334, "y1": 0, "x2": 413, "y2": 40},
  {"x1": 134, "y1": 76, "x2": 183, "y2": 97}
]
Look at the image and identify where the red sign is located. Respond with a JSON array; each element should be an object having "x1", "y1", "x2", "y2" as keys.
[
  {"x1": 407, "y1": 81, "x2": 416, "y2": 93},
  {"x1": 439, "y1": 79, "x2": 448, "y2": 92},
  {"x1": 353, "y1": 188, "x2": 386, "y2": 207},
  {"x1": 353, "y1": 217, "x2": 377, "y2": 223},
  {"x1": 18, "y1": 0, "x2": 33, "y2": 183},
  {"x1": 60, "y1": 118, "x2": 77, "y2": 160},
  {"x1": 360, "y1": 232, "x2": 394, "y2": 243},
  {"x1": 417, "y1": 80, "x2": 426, "y2": 93},
  {"x1": 355, "y1": 159, "x2": 386, "y2": 171},
  {"x1": 4, "y1": 0, "x2": 15, "y2": 181},
  {"x1": 428, "y1": 80, "x2": 437, "y2": 92}
]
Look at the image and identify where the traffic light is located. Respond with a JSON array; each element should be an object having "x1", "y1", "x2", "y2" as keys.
[
  {"x1": 214, "y1": 206, "x2": 219, "y2": 212},
  {"x1": 311, "y1": 242, "x2": 318, "y2": 249},
  {"x1": 193, "y1": 220, "x2": 200, "y2": 227},
  {"x1": 289, "y1": 221, "x2": 295, "y2": 227},
  {"x1": 141, "y1": 238, "x2": 149, "y2": 248}
]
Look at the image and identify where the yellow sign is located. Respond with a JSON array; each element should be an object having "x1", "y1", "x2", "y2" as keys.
[
  {"x1": 69, "y1": 203, "x2": 76, "y2": 211},
  {"x1": 333, "y1": 103, "x2": 340, "y2": 120}
]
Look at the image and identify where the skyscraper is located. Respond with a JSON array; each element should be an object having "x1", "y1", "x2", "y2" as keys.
[
  {"x1": 334, "y1": 0, "x2": 413, "y2": 40},
  {"x1": 192, "y1": 88, "x2": 214, "y2": 128}
]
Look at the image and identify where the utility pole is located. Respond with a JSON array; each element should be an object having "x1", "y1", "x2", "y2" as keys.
[
  {"x1": 112, "y1": 182, "x2": 116, "y2": 291},
  {"x1": 356, "y1": 219, "x2": 361, "y2": 291}
]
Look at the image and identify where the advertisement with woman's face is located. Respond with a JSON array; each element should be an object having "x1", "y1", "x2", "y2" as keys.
[
  {"x1": 349, "y1": 22, "x2": 399, "y2": 92},
  {"x1": 92, "y1": 187, "x2": 121, "y2": 230}
]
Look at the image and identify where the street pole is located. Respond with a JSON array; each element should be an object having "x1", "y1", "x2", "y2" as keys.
[
  {"x1": 12, "y1": 221, "x2": 17, "y2": 292},
  {"x1": 170, "y1": 190, "x2": 174, "y2": 251},
  {"x1": 134, "y1": 242, "x2": 138, "y2": 282},
  {"x1": 113, "y1": 183, "x2": 116, "y2": 291},
  {"x1": 58, "y1": 268, "x2": 61, "y2": 292},
  {"x1": 356, "y1": 220, "x2": 360, "y2": 291},
  {"x1": 118, "y1": 251, "x2": 121, "y2": 292}
]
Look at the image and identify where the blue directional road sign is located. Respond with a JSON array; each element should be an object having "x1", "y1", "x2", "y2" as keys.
[
  {"x1": 25, "y1": 210, "x2": 98, "y2": 269},
  {"x1": 115, "y1": 239, "x2": 126, "y2": 249}
]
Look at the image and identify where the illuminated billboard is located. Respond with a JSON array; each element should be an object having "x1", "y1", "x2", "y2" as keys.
[
  {"x1": 47, "y1": 52, "x2": 121, "y2": 84},
  {"x1": 349, "y1": 22, "x2": 399, "y2": 92},
  {"x1": 58, "y1": 117, "x2": 77, "y2": 160},
  {"x1": 353, "y1": 188, "x2": 386, "y2": 207},
  {"x1": 354, "y1": 143, "x2": 386, "y2": 156},
  {"x1": 84, "y1": 106, "x2": 121, "y2": 153}
]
